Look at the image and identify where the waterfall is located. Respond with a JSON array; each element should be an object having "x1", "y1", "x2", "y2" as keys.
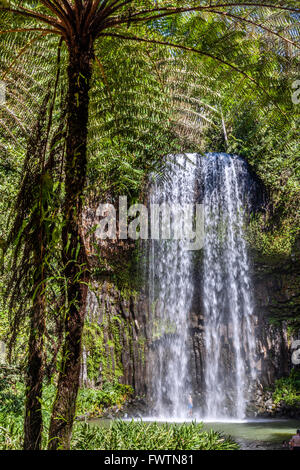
[
  {"x1": 149, "y1": 154, "x2": 197, "y2": 418},
  {"x1": 148, "y1": 152, "x2": 257, "y2": 420},
  {"x1": 202, "y1": 153, "x2": 257, "y2": 420}
]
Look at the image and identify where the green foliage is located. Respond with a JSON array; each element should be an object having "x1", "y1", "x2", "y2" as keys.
[
  {"x1": 2, "y1": 368, "x2": 238, "y2": 451},
  {"x1": 0, "y1": 408, "x2": 239, "y2": 450},
  {"x1": 0, "y1": 368, "x2": 24, "y2": 449},
  {"x1": 71, "y1": 420, "x2": 239, "y2": 451},
  {"x1": 0, "y1": 413, "x2": 23, "y2": 450},
  {"x1": 0, "y1": 372, "x2": 134, "y2": 449},
  {"x1": 76, "y1": 382, "x2": 133, "y2": 418},
  {"x1": 87, "y1": 36, "x2": 182, "y2": 201},
  {"x1": 273, "y1": 369, "x2": 300, "y2": 407},
  {"x1": 0, "y1": 370, "x2": 24, "y2": 416},
  {"x1": 246, "y1": 215, "x2": 297, "y2": 258},
  {"x1": 226, "y1": 120, "x2": 300, "y2": 257}
]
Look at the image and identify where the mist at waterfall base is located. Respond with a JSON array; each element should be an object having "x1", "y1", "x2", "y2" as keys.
[{"x1": 146, "y1": 153, "x2": 258, "y2": 423}]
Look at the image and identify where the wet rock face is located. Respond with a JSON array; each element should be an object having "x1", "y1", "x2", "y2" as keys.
[
  {"x1": 82, "y1": 282, "x2": 149, "y2": 397},
  {"x1": 253, "y1": 316, "x2": 290, "y2": 389},
  {"x1": 252, "y1": 251, "x2": 300, "y2": 387}
]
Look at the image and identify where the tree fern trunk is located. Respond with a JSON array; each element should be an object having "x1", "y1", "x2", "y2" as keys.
[
  {"x1": 48, "y1": 41, "x2": 93, "y2": 450},
  {"x1": 23, "y1": 291, "x2": 45, "y2": 450},
  {"x1": 24, "y1": 174, "x2": 47, "y2": 450}
]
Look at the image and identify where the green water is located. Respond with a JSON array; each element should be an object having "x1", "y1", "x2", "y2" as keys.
[
  {"x1": 91, "y1": 418, "x2": 300, "y2": 450},
  {"x1": 201, "y1": 419, "x2": 299, "y2": 450}
]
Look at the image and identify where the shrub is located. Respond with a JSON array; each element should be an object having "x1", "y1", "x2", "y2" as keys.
[
  {"x1": 76, "y1": 382, "x2": 133, "y2": 417},
  {"x1": 71, "y1": 420, "x2": 239, "y2": 451},
  {"x1": 273, "y1": 369, "x2": 300, "y2": 406}
]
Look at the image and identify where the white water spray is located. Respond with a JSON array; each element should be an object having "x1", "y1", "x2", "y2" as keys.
[
  {"x1": 148, "y1": 153, "x2": 257, "y2": 420},
  {"x1": 202, "y1": 153, "x2": 257, "y2": 419},
  {"x1": 149, "y1": 154, "x2": 197, "y2": 418}
]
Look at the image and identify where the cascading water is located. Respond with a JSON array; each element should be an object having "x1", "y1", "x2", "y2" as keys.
[
  {"x1": 149, "y1": 154, "x2": 197, "y2": 419},
  {"x1": 202, "y1": 153, "x2": 257, "y2": 420},
  {"x1": 148, "y1": 152, "x2": 257, "y2": 420}
]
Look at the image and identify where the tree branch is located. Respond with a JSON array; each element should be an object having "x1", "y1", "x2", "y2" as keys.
[
  {"x1": 89, "y1": 0, "x2": 132, "y2": 35},
  {"x1": 73, "y1": 0, "x2": 83, "y2": 29},
  {"x1": 58, "y1": 0, "x2": 76, "y2": 20},
  {"x1": 42, "y1": 1, "x2": 76, "y2": 33},
  {"x1": 82, "y1": 0, "x2": 104, "y2": 34},
  {"x1": 39, "y1": 0, "x2": 66, "y2": 21}
]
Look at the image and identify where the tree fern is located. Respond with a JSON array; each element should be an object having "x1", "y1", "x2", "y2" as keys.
[{"x1": 0, "y1": 0, "x2": 298, "y2": 450}]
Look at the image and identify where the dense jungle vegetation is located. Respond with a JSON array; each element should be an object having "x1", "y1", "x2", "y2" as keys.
[{"x1": 0, "y1": 0, "x2": 299, "y2": 451}]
